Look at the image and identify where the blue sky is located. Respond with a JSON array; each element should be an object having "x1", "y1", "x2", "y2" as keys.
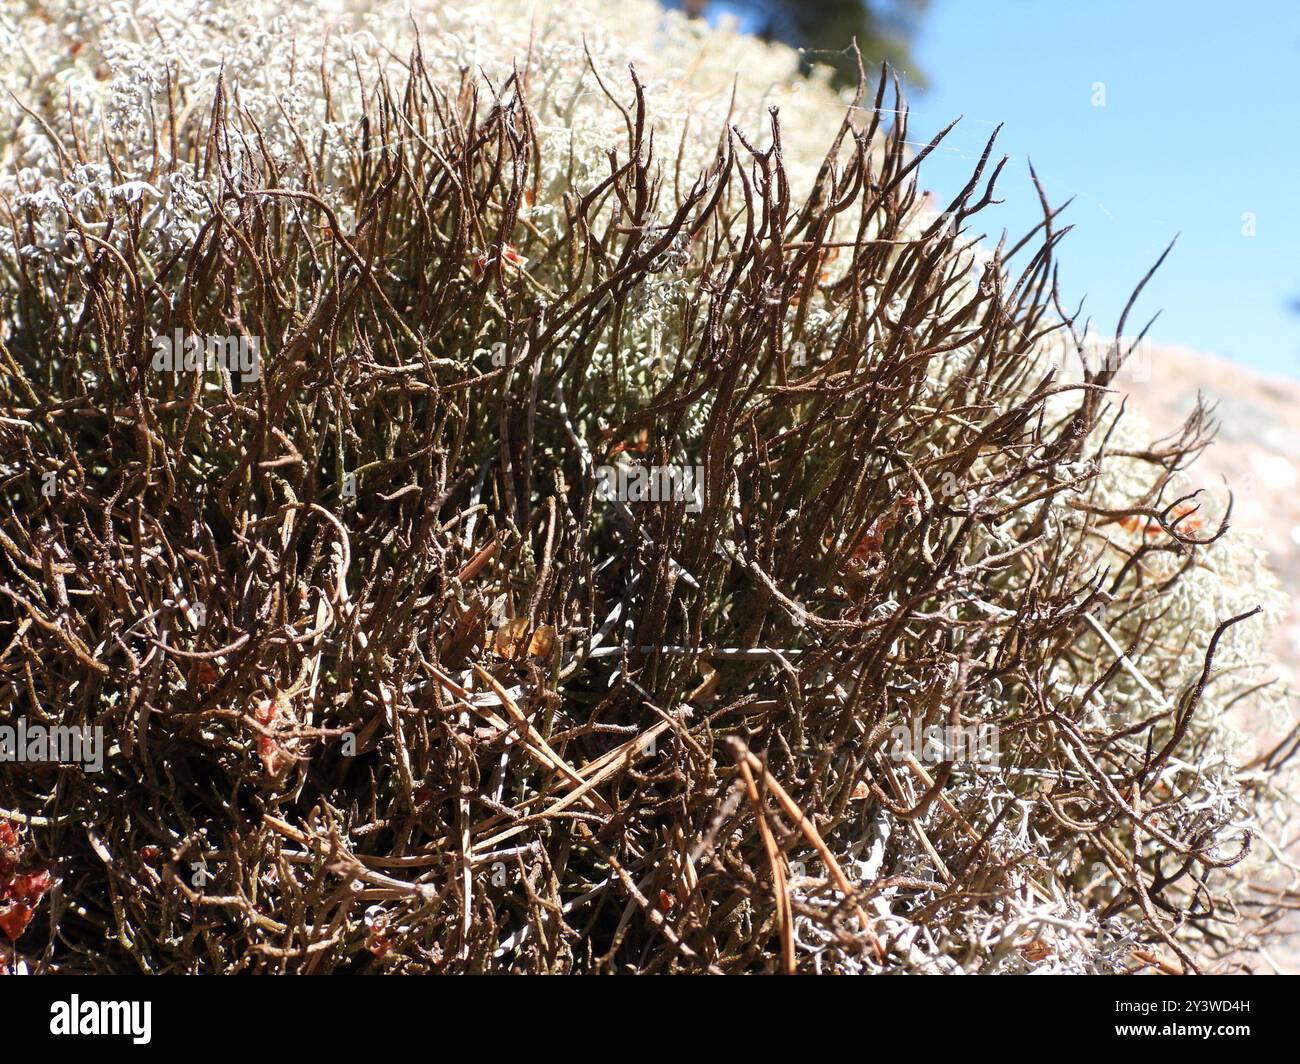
[{"x1": 902, "y1": 0, "x2": 1300, "y2": 377}]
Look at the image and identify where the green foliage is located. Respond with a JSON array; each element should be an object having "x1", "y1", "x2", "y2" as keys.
[{"x1": 673, "y1": 0, "x2": 930, "y2": 87}]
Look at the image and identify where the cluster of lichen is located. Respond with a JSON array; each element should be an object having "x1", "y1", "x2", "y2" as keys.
[{"x1": 0, "y1": 0, "x2": 1293, "y2": 974}]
